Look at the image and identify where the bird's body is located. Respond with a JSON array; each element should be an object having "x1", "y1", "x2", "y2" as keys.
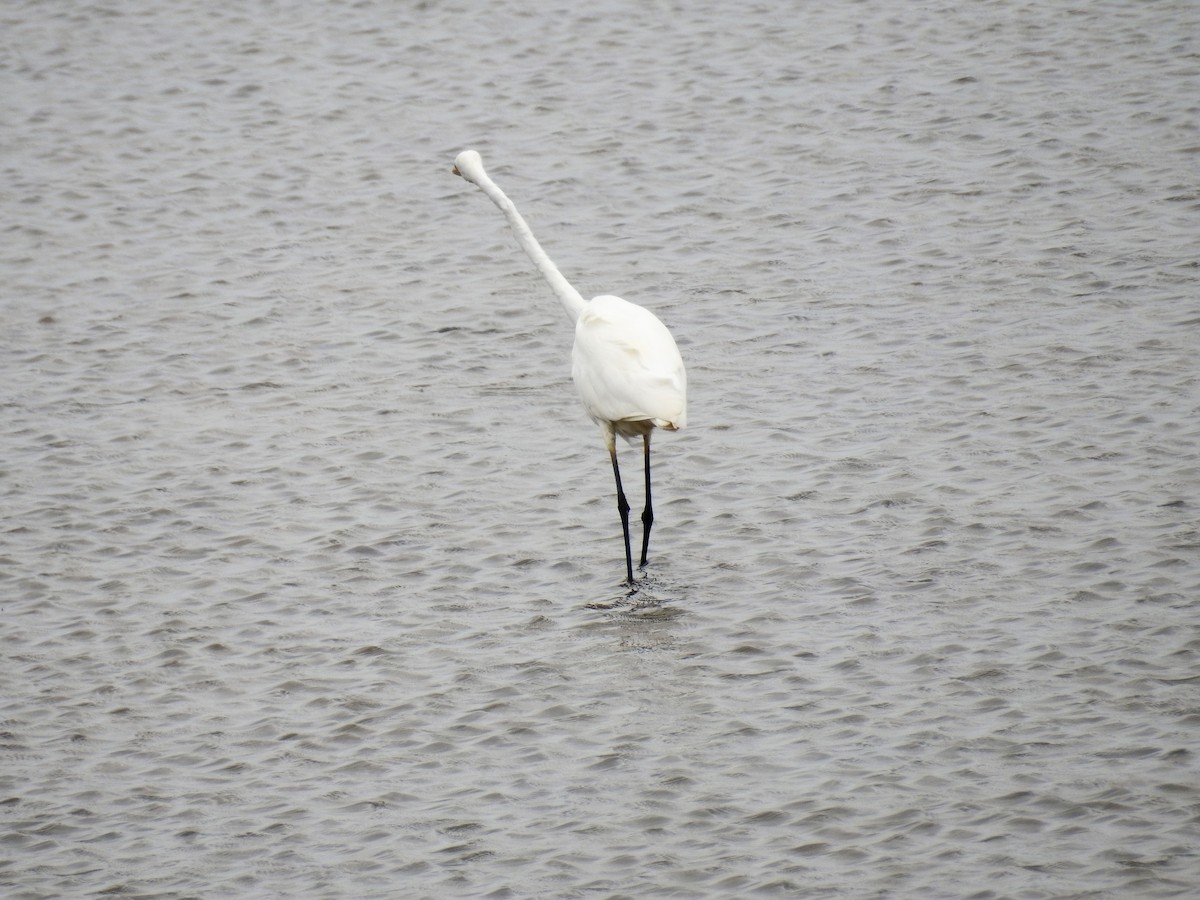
[
  {"x1": 452, "y1": 150, "x2": 686, "y2": 584},
  {"x1": 573, "y1": 294, "x2": 687, "y2": 436}
]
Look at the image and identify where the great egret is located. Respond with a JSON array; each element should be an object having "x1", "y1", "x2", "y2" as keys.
[{"x1": 452, "y1": 149, "x2": 687, "y2": 584}]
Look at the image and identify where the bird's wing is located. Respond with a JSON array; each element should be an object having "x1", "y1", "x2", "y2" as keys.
[{"x1": 571, "y1": 295, "x2": 687, "y2": 430}]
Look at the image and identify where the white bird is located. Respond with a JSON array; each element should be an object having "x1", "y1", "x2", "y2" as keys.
[{"x1": 452, "y1": 149, "x2": 687, "y2": 584}]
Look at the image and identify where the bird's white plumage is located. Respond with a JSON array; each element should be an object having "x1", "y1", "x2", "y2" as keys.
[
  {"x1": 572, "y1": 294, "x2": 687, "y2": 435},
  {"x1": 452, "y1": 149, "x2": 687, "y2": 443}
]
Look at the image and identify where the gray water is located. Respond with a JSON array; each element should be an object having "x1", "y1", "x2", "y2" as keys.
[{"x1": 3, "y1": 0, "x2": 1198, "y2": 896}]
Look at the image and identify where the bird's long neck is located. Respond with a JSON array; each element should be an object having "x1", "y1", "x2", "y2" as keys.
[{"x1": 474, "y1": 172, "x2": 587, "y2": 324}]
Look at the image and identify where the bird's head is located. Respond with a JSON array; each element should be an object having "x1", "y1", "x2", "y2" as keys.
[{"x1": 452, "y1": 150, "x2": 485, "y2": 184}]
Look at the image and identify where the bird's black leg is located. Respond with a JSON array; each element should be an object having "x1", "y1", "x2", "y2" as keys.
[
  {"x1": 610, "y1": 447, "x2": 635, "y2": 584},
  {"x1": 639, "y1": 432, "x2": 654, "y2": 568}
]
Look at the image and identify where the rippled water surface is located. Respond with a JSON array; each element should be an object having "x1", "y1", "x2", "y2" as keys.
[{"x1": 3, "y1": 0, "x2": 1199, "y2": 896}]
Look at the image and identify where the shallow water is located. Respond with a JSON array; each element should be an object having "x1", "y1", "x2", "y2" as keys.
[{"x1": 3, "y1": 0, "x2": 1199, "y2": 896}]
